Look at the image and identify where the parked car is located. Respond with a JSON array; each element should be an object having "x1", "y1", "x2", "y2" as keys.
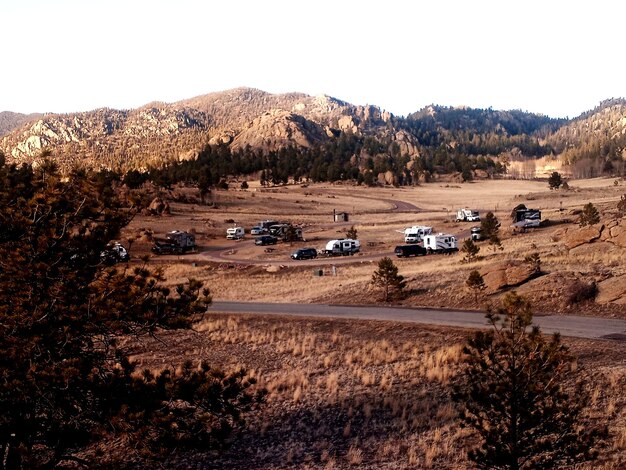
[
  {"x1": 394, "y1": 244, "x2": 427, "y2": 258},
  {"x1": 250, "y1": 226, "x2": 264, "y2": 235},
  {"x1": 291, "y1": 248, "x2": 318, "y2": 260},
  {"x1": 255, "y1": 235, "x2": 278, "y2": 246}
]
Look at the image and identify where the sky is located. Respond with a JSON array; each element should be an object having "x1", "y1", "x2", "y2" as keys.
[{"x1": 1, "y1": 0, "x2": 624, "y2": 118}]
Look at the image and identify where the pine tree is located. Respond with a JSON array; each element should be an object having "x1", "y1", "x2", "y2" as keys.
[
  {"x1": 0, "y1": 162, "x2": 258, "y2": 467},
  {"x1": 548, "y1": 171, "x2": 563, "y2": 190},
  {"x1": 371, "y1": 257, "x2": 406, "y2": 302},
  {"x1": 454, "y1": 292, "x2": 604, "y2": 469},
  {"x1": 579, "y1": 202, "x2": 600, "y2": 226},
  {"x1": 466, "y1": 269, "x2": 486, "y2": 302},
  {"x1": 346, "y1": 225, "x2": 358, "y2": 240},
  {"x1": 481, "y1": 211, "x2": 502, "y2": 251},
  {"x1": 460, "y1": 238, "x2": 480, "y2": 263}
]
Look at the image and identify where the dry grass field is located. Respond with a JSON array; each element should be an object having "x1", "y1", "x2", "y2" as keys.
[
  {"x1": 122, "y1": 177, "x2": 626, "y2": 317},
  {"x1": 117, "y1": 314, "x2": 626, "y2": 469},
  {"x1": 106, "y1": 177, "x2": 626, "y2": 468}
]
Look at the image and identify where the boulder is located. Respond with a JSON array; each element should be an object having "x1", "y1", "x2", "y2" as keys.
[
  {"x1": 148, "y1": 197, "x2": 170, "y2": 216},
  {"x1": 596, "y1": 275, "x2": 626, "y2": 305},
  {"x1": 562, "y1": 224, "x2": 603, "y2": 249},
  {"x1": 481, "y1": 261, "x2": 537, "y2": 293}
]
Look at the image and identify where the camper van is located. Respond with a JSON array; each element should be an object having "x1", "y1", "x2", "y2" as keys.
[
  {"x1": 403, "y1": 226, "x2": 433, "y2": 244},
  {"x1": 423, "y1": 233, "x2": 458, "y2": 253},
  {"x1": 226, "y1": 227, "x2": 245, "y2": 240}
]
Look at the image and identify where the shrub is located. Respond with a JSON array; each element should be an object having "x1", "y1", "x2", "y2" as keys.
[{"x1": 567, "y1": 280, "x2": 598, "y2": 305}]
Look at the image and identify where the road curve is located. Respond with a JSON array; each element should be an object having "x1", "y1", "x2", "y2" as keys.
[{"x1": 208, "y1": 301, "x2": 626, "y2": 341}]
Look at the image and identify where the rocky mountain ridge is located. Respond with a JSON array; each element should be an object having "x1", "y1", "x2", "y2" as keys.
[{"x1": 1, "y1": 88, "x2": 625, "y2": 175}]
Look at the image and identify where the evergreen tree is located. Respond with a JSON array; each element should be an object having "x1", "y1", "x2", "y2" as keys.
[
  {"x1": 371, "y1": 257, "x2": 406, "y2": 302},
  {"x1": 345, "y1": 225, "x2": 358, "y2": 240},
  {"x1": 0, "y1": 163, "x2": 259, "y2": 467},
  {"x1": 579, "y1": 202, "x2": 600, "y2": 226},
  {"x1": 460, "y1": 238, "x2": 480, "y2": 263},
  {"x1": 481, "y1": 211, "x2": 502, "y2": 251},
  {"x1": 548, "y1": 171, "x2": 563, "y2": 190},
  {"x1": 465, "y1": 269, "x2": 486, "y2": 302},
  {"x1": 454, "y1": 292, "x2": 604, "y2": 469}
]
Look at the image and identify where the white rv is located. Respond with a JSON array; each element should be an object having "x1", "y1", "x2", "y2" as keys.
[
  {"x1": 423, "y1": 233, "x2": 458, "y2": 253},
  {"x1": 226, "y1": 227, "x2": 245, "y2": 240},
  {"x1": 322, "y1": 239, "x2": 360, "y2": 256},
  {"x1": 456, "y1": 209, "x2": 480, "y2": 222},
  {"x1": 403, "y1": 225, "x2": 433, "y2": 244}
]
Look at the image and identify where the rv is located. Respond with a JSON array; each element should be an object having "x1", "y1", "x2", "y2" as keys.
[
  {"x1": 268, "y1": 224, "x2": 304, "y2": 241},
  {"x1": 423, "y1": 233, "x2": 458, "y2": 254},
  {"x1": 226, "y1": 227, "x2": 245, "y2": 240},
  {"x1": 512, "y1": 208, "x2": 541, "y2": 228},
  {"x1": 152, "y1": 231, "x2": 196, "y2": 255},
  {"x1": 322, "y1": 239, "x2": 360, "y2": 256},
  {"x1": 456, "y1": 209, "x2": 480, "y2": 222},
  {"x1": 403, "y1": 225, "x2": 433, "y2": 244}
]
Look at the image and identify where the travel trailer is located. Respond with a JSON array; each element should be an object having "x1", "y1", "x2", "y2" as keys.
[
  {"x1": 226, "y1": 227, "x2": 245, "y2": 240},
  {"x1": 321, "y1": 239, "x2": 360, "y2": 256},
  {"x1": 423, "y1": 233, "x2": 458, "y2": 253}
]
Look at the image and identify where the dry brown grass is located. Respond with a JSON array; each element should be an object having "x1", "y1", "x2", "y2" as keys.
[
  {"x1": 122, "y1": 177, "x2": 626, "y2": 317},
  {"x1": 119, "y1": 314, "x2": 626, "y2": 469}
]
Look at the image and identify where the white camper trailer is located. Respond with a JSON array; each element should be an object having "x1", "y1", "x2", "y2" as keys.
[
  {"x1": 403, "y1": 225, "x2": 433, "y2": 244},
  {"x1": 322, "y1": 239, "x2": 360, "y2": 256},
  {"x1": 226, "y1": 227, "x2": 245, "y2": 240},
  {"x1": 423, "y1": 233, "x2": 458, "y2": 254}
]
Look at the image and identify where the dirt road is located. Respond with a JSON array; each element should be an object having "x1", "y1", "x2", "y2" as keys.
[{"x1": 208, "y1": 301, "x2": 626, "y2": 341}]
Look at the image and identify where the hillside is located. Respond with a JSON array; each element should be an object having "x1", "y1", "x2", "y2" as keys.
[
  {"x1": 0, "y1": 111, "x2": 42, "y2": 137},
  {"x1": 1, "y1": 88, "x2": 625, "y2": 179}
]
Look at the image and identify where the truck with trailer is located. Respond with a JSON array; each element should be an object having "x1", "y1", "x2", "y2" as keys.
[
  {"x1": 402, "y1": 225, "x2": 433, "y2": 244},
  {"x1": 456, "y1": 208, "x2": 480, "y2": 222},
  {"x1": 321, "y1": 239, "x2": 360, "y2": 256},
  {"x1": 152, "y1": 230, "x2": 196, "y2": 255},
  {"x1": 423, "y1": 233, "x2": 458, "y2": 254}
]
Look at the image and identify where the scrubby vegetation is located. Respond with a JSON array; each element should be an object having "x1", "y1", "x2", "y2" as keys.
[{"x1": 0, "y1": 159, "x2": 260, "y2": 467}]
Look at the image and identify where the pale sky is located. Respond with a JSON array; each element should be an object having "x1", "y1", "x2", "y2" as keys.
[{"x1": 1, "y1": 0, "x2": 624, "y2": 118}]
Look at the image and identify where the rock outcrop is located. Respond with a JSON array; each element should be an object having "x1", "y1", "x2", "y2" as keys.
[
  {"x1": 558, "y1": 218, "x2": 626, "y2": 250},
  {"x1": 480, "y1": 261, "x2": 538, "y2": 293},
  {"x1": 561, "y1": 224, "x2": 604, "y2": 249},
  {"x1": 596, "y1": 275, "x2": 626, "y2": 305}
]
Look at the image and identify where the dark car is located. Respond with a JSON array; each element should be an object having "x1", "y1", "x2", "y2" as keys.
[
  {"x1": 291, "y1": 247, "x2": 318, "y2": 260},
  {"x1": 255, "y1": 235, "x2": 278, "y2": 246},
  {"x1": 394, "y1": 244, "x2": 427, "y2": 258}
]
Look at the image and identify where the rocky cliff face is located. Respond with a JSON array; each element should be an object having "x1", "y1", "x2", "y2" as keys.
[{"x1": 0, "y1": 88, "x2": 405, "y2": 170}]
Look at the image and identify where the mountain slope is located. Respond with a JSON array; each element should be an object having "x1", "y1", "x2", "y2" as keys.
[
  {"x1": 1, "y1": 89, "x2": 625, "y2": 178},
  {"x1": 0, "y1": 111, "x2": 42, "y2": 137}
]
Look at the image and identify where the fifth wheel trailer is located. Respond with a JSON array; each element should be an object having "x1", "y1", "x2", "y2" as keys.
[{"x1": 423, "y1": 233, "x2": 458, "y2": 254}]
